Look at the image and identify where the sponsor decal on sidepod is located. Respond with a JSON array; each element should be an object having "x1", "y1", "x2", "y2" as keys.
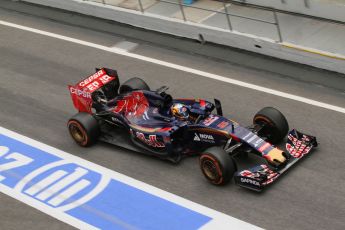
[{"x1": 194, "y1": 133, "x2": 215, "y2": 143}]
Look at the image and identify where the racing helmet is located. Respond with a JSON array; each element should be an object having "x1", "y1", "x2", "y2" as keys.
[{"x1": 171, "y1": 103, "x2": 189, "y2": 120}]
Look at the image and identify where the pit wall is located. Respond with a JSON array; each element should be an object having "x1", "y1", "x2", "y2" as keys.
[
  {"x1": 233, "y1": 0, "x2": 345, "y2": 22},
  {"x1": 23, "y1": 0, "x2": 345, "y2": 74}
]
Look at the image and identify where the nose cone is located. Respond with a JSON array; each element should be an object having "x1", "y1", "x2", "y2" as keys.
[{"x1": 264, "y1": 148, "x2": 287, "y2": 167}]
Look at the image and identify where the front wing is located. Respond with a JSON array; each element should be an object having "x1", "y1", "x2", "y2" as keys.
[{"x1": 234, "y1": 129, "x2": 318, "y2": 192}]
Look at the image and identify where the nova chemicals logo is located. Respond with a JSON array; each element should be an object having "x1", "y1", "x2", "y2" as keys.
[{"x1": 14, "y1": 159, "x2": 110, "y2": 212}]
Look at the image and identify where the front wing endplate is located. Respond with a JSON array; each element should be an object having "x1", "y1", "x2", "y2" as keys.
[{"x1": 234, "y1": 129, "x2": 317, "y2": 191}]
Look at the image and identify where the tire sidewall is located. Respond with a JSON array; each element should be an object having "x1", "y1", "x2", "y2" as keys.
[
  {"x1": 254, "y1": 107, "x2": 289, "y2": 144},
  {"x1": 200, "y1": 153, "x2": 224, "y2": 185},
  {"x1": 67, "y1": 113, "x2": 99, "y2": 147},
  {"x1": 199, "y1": 147, "x2": 236, "y2": 185},
  {"x1": 68, "y1": 120, "x2": 89, "y2": 146}
]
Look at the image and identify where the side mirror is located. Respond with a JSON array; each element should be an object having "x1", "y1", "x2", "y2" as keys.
[{"x1": 214, "y1": 99, "x2": 223, "y2": 116}]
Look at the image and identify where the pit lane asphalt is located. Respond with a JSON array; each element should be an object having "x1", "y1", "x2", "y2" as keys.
[{"x1": 0, "y1": 3, "x2": 345, "y2": 230}]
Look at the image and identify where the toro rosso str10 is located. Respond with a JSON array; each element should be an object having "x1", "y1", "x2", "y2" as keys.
[{"x1": 67, "y1": 68, "x2": 318, "y2": 192}]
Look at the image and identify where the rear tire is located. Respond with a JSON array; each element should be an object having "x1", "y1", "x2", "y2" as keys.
[
  {"x1": 199, "y1": 147, "x2": 236, "y2": 185},
  {"x1": 119, "y1": 77, "x2": 150, "y2": 94},
  {"x1": 253, "y1": 107, "x2": 289, "y2": 144},
  {"x1": 67, "y1": 112, "x2": 100, "y2": 147}
]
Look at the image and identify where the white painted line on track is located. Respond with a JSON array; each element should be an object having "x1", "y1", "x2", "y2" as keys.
[
  {"x1": 0, "y1": 126, "x2": 261, "y2": 230},
  {"x1": 0, "y1": 20, "x2": 344, "y2": 114},
  {"x1": 112, "y1": 41, "x2": 138, "y2": 51}
]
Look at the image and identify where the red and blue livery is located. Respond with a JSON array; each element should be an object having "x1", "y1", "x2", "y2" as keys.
[{"x1": 67, "y1": 68, "x2": 318, "y2": 191}]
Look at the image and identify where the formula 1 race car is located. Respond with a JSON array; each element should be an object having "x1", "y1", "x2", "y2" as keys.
[{"x1": 67, "y1": 68, "x2": 318, "y2": 191}]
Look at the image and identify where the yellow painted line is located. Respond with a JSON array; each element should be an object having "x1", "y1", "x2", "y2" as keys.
[{"x1": 282, "y1": 42, "x2": 345, "y2": 61}]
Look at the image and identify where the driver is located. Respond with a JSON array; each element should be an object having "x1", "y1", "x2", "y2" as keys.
[{"x1": 171, "y1": 103, "x2": 190, "y2": 120}]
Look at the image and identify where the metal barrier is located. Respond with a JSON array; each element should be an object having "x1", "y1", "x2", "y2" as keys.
[
  {"x1": 239, "y1": 0, "x2": 310, "y2": 8},
  {"x1": 87, "y1": 0, "x2": 344, "y2": 45},
  {"x1": 158, "y1": 0, "x2": 282, "y2": 42},
  {"x1": 21, "y1": 0, "x2": 345, "y2": 73}
]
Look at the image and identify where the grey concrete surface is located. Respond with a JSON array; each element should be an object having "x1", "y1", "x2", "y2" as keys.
[
  {"x1": 200, "y1": 4, "x2": 345, "y2": 55},
  {"x1": 111, "y1": 0, "x2": 345, "y2": 55},
  {"x1": 145, "y1": 0, "x2": 180, "y2": 17},
  {"x1": 85, "y1": 0, "x2": 345, "y2": 56},
  {"x1": 232, "y1": 0, "x2": 345, "y2": 22},
  {"x1": 1, "y1": 4, "x2": 345, "y2": 230},
  {"x1": 277, "y1": 13, "x2": 345, "y2": 55},
  {"x1": 0, "y1": 194, "x2": 75, "y2": 230},
  {"x1": 1, "y1": 0, "x2": 345, "y2": 92},
  {"x1": 22, "y1": 0, "x2": 345, "y2": 74},
  {"x1": 202, "y1": 5, "x2": 279, "y2": 40}
]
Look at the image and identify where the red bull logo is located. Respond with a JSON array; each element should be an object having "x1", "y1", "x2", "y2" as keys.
[{"x1": 135, "y1": 132, "x2": 165, "y2": 148}]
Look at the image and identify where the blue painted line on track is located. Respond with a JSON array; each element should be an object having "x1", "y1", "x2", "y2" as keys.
[{"x1": 0, "y1": 133, "x2": 211, "y2": 229}]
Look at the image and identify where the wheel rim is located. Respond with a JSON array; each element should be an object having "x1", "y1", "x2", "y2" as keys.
[
  {"x1": 202, "y1": 159, "x2": 219, "y2": 181},
  {"x1": 69, "y1": 123, "x2": 85, "y2": 143}
]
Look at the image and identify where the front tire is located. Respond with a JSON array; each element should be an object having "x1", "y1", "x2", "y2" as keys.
[
  {"x1": 199, "y1": 147, "x2": 236, "y2": 185},
  {"x1": 253, "y1": 107, "x2": 289, "y2": 144},
  {"x1": 67, "y1": 112, "x2": 100, "y2": 147}
]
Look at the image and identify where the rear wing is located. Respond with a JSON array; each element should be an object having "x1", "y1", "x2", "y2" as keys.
[
  {"x1": 234, "y1": 129, "x2": 317, "y2": 192},
  {"x1": 68, "y1": 68, "x2": 119, "y2": 113}
]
